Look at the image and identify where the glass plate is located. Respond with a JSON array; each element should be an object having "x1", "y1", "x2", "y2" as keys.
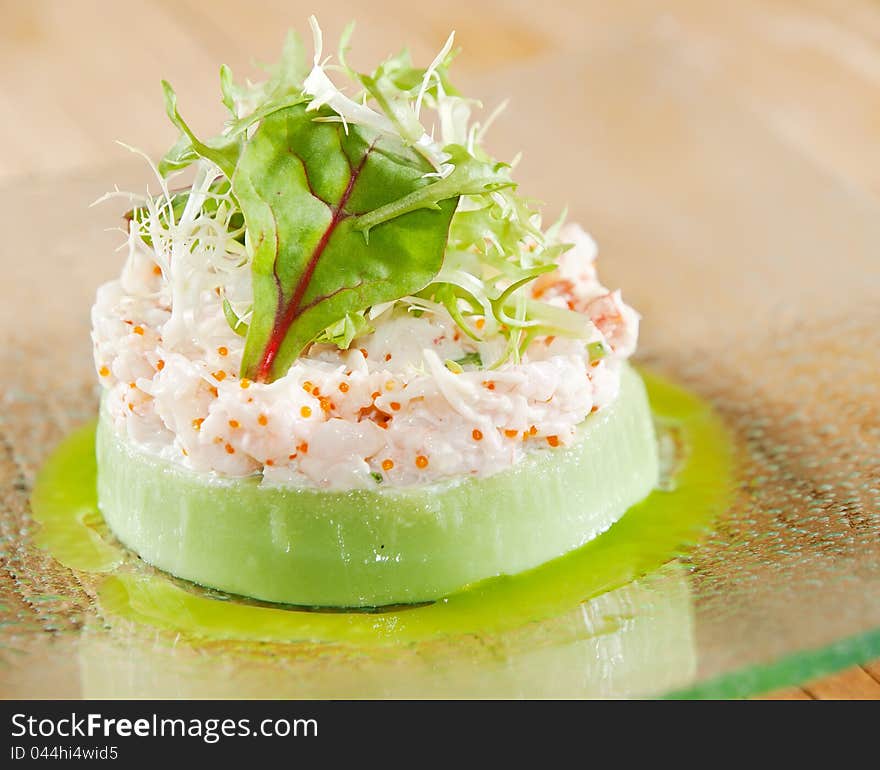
[{"x1": 2, "y1": 19, "x2": 879, "y2": 695}]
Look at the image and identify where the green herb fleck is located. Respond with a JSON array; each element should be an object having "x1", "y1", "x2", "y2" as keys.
[
  {"x1": 454, "y1": 352, "x2": 482, "y2": 368},
  {"x1": 588, "y1": 341, "x2": 608, "y2": 362}
]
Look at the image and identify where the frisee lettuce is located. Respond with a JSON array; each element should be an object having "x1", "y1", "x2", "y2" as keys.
[{"x1": 135, "y1": 16, "x2": 590, "y2": 381}]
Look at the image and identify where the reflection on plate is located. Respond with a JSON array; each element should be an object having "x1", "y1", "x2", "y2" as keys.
[{"x1": 79, "y1": 564, "x2": 695, "y2": 699}]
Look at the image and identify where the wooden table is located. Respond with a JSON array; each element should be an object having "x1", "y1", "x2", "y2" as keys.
[{"x1": 2, "y1": 0, "x2": 879, "y2": 699}]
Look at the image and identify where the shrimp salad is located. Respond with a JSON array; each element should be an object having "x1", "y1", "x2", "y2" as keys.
[{"x1": 92, "y1": 224, "x2": 639, "y2": 489}]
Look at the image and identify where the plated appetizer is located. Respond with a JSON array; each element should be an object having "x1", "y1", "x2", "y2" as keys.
[{"x1": 92, "y1": 19, "x2": 658, "y2": 606}]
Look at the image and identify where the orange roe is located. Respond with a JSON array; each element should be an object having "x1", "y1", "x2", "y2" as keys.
[
  {"x1": 156, "y1": 359, "x2": 165, "y2": 371},
  {"x1": 217, "y1": 346, "x2": 228, "y2": 357},
  {"x1": 415, "y1": 455, "x2": 429, "y2": 469},
  {"x1": 213, "y1": 370, "x2": 227, "y2": 381},
  {"x1": 228, "y1": 419, "x2": 239, "y2": 429},
  {"x1": 390, "y1": 402, "x2": 401, "y2": 411},
  {"x1": 99, "y1": 366, "x2": 110, "y2": 377},
  {"x1": 132, "y1": 325, "x2": 144, "y2": 335},
  {"x1": 300, "y1": 406, "x2": 312, "y2": 418},
  {"x1": 547, "y1": 435, "x2": 560, "y2": 447},
  {"x1": 381, "y1": 459, "x2": 394, "y2": 471},
  {"x1": 152, "y1": 265, "x2": 162, "y2": 276},
  {"x1": 240, "y1": 378, "x2": 251, "y2": 389},
  {"x1": 338, "y1": 382, "x2": 350, "y2": 393},
  {"x1": 360, "y1": 348, "x2": 368, "y2": 359},
  {"x1": 192, "y1": 418, "x2": 204, "y2": 430},
  {"x1": 225, "y1": 443, "x2": 235, "y2": 454},
  {"x1": 299, "y1": 442, "x2": 309, "y2": 454},
  {"x1": 504, "y1": 429, "x2": 518, "y2": 438},
  {"x1": 265, "y1": 459, "x2": 274, "y2": 466},
  {"x1": 472, "y1": 429, "x2": 483, "y2": 441},
  {"x1": 302, "y1": 381, "x2": 314, "y2": 393},
  {"x1": 257, "y1": 414, "x2": 268, "y2": 426}
]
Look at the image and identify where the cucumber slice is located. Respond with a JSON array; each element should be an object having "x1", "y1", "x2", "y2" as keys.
[{"x1": 97, "y1": 364, "x2": 659, "y2": 607}]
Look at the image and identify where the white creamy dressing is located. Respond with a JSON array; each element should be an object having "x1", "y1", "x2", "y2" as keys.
[{"x1": 91, "y1": 223, "x2": 641, "y2": 489}]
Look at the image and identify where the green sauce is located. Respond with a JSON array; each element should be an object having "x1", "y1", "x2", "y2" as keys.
[
  {"x1": 30, "y1": 370, "x2": 732, "y2": 645},
  {"x1": 30, "y1": 423, "x2": 122, "y2": 573}
]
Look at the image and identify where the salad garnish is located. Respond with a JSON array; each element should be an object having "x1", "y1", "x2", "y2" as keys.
[{"x1": 126, "y1": 17, "x2": 594, "y2": 383}]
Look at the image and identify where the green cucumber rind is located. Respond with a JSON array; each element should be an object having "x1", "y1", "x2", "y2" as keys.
[{"x1": 96, "y1": 364, "x2": 659, "y2": 607}]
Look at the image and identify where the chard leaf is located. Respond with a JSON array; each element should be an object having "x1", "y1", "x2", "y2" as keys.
[
  {"x1": 223, "y1": 93, "x2": 308, "y2": 139},
  {"x1": 353, "y1": 145, "x2": 515, "y2": 237},
  {"x1": 235, "y1": 103, "x2": 458, "y2": 382}
]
